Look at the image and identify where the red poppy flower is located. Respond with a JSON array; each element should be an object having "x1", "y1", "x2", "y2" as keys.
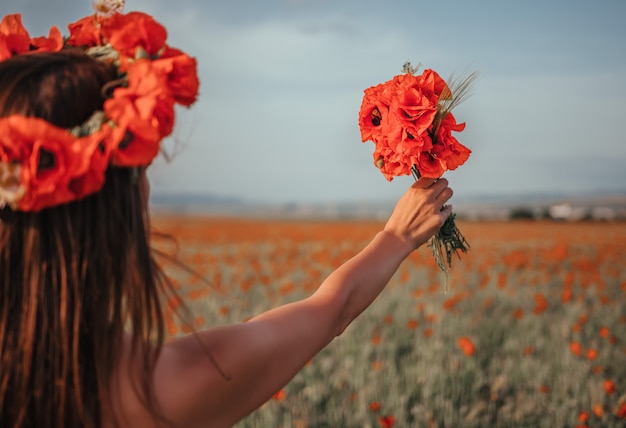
[
  {"x1": 416, "y1": 149, "x2": 445, "y2": 179},
  {"x1": 416, "y1": 68, "x2": 450, "y2": 102},
  {"x1": 532, "y1": 293, "x2": 549, "y2": 315},
  {"x1": 457, "y1": 336, "x2": 476, "y2": 356},
  {"x1": 271, "y1": 389, "x2": 286, "y2": 401},
  {"x1": 0, "y1": 14, "x2": 31, "y2": 60},
  {"x1": 359, "y1": 83, "x2": 403, "y2": 154},
  {"x1": 406, "y1": 319, "x2": 419, "y2": 330},
  {"x1": 592, "y1": 404, "x2": 603, "y2": 418},
  {"x1": 104, "y1": 60, "x2": 175, "y2": 166},
  {"x1": 359, "y1": 68, "x2": 469, "y2": 181},
  {"x1": 1, "y1": 9, "x2": 200, "y2": 211},
  {"x1": 155, "y1": 47, "x2": 200, "y2": 106},
  {"x1": 102, "y1": 12, "x2": 167, "y2": 59},
  {"x1": 389, "y1": 81, "x2": 437, "y2": 139},
  {"x1": 586, "y1": 348, "x2": 598, "y2": 361},
  {"x1": 67, "y1": 15, "x2": 103, "y2": 47},
  {"x1": 569, "y1": 341, "x2": 583, "y2": 357},
  {"x1": 0, "y1": 116, "x2": 110, "y2": 211},
  {"x1": 538, "y1": 384, "x2": 550, "y2": 394},
  {"x1": 431, "y1": 112, "x2": 470, "y2": 172},
  {"x1": 377, "y1": 415, "x2": 395, "y2": 428},
  {"x1": 29, "y1": 26, "x2": 64, "y2": 53},
  {"x1": 0, "y1": 14, "x2": 62, "y2": 58}
]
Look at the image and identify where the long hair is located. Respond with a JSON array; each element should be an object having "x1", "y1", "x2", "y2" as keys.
[{"x1": 0, "y1": 52, "x2": 170, "y2": 427}]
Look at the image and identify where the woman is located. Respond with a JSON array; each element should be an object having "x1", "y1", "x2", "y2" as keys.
[{"x1": 0, "y1": 9, "x2": 454, "y2": 428}]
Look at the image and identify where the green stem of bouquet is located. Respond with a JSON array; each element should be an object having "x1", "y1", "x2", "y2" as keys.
[{"x1": 411, "y1": 165, "x2": 470, "y2": 292}]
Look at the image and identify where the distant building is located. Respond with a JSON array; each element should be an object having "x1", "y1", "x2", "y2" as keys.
[{"x1": 548, "y1": 203, "x2": 573, "y2": 220}]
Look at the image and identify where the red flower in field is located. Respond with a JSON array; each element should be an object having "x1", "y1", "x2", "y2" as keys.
[
  {"x1": 371, "y1": 329, "x2": 382, "y2": 346},
  {"x1": 586, "y1": 348, "x2": 598, "y2": 361},
  {"x1": 166, "y1": 296, "x2": 183, "y2": 311},
  {"x1": 561, "y1": 287, "x2": 573, "y2": 303},
  {"x1": 457, "y1": 336, "x2": 476, "y2": 356},
  {"x1": 442, "y1": 292, "x2": 466, "y2": 311},
  {"x1": 497, "y1": 272, "x2": 507, "y2": 289},
  {"x1": 538, "y1": 384, "x2": 550, "y2": 394},
  {"x1": 616, "y1": 401, "x2": 626, "y2": 418},
  {"x1": 406, "y1": 319, "x2": 419, "y2": 330},
  {"x1": 523, "y1": 346, "x2": 534, "y2": 356},
  {"x1": 578, "y1": 411, "x2": 589, "y2": 422},
  {"x1": 483, "y1": 297, "x2": 494, "y2": 308},
  {"x1": 383, "y1": 314, "x2": 394, "y2": 324},
  {"x1": 423, "y1": 328, "x2": 434, "y2": 338},
  {"x1": 369, "y1": 401, "x2": 381, "y2": 412},
  {"x1": 512, "y1": 308, "x2": 525, "y2": 320},
  {"x1": 377, "y1": 415, "x2": 396, "y2": 428},
  {"x1": 547, "y1": 242, "x2": 569, "y2": 262},
  {"x1": 278, "y1": 282, "x2": 295, "y2": 296},
  {"x1": 272, "y1": 388, "x2": 286, "y2": 401},
  {"x1": 424, "y1": 313, "x2": 438, "y2": 323},
  {"x1": 532, "y1": 293, "x2": 549, "y2": 314},
  {"x1": 603, "y1": 379, "x2": 616, "y2": 395},
  {"x1": 599, "y1": 326, "x2": 610, "y2": 338},
  {"x1": 569, "y1": 341, "x2": 583, "y2": 357},
  {"x1": 592, "y1": 404, "x2": 604, "y2": 417}
]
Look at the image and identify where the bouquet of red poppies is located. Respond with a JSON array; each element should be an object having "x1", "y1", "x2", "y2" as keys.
[{"x1": 358, "y1": 62, "x2": 477, "y2": 284}]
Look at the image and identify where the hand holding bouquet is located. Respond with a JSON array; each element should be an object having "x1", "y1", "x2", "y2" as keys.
[{"x1": 358, "y1": 62, "x2": 477, "y2": 287}]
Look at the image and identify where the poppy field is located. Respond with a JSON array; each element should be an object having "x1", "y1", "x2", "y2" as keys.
[{"x1": 152, "y1": 216, "x2": 626, "y2": 427}]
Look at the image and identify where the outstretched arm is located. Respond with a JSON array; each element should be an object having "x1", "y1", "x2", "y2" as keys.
[{"x1": 153, "y1": 177, "x2": 453, "y2": 428}]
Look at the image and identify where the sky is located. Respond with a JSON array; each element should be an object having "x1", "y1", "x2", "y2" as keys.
[{"x1": 3, "y1": 0, "x2": 626, "y2": 204}]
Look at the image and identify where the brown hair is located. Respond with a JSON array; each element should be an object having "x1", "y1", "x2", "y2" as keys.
[{"x1": 0, "y1": 52, "x2": 171, "y2": 427}]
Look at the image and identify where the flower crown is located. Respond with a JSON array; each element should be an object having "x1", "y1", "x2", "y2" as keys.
[{"x1": 0, "y1": 4, "x2": 199, "y2": 212}]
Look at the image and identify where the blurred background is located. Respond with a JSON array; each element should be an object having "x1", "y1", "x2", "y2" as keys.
[{"x1": 4, "y1": 0, "x2": 626, "y2": 218}]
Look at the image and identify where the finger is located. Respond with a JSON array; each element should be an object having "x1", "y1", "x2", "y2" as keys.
[
  {"x1": 435, "y1": 186, "x2": 453, "y2": 205},
  {"x1": 426, "y1": 179, "x2": 451, "y2": 203},
  {"x1": 439, "y1": 204, "x2": 454, "y2": 221},
  {"x1": 428, "y1": 177, "x2": 449, "y2": 194},
  {"x1": 413, "y1": 177, "x2": 437, "y2": 189}
]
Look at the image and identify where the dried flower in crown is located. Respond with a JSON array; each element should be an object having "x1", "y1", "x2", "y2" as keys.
[
  {"x1": 0, "y1": 4, "x2": 200, "y2": 212},
  {"x1": 93, "y1": 0, "x2": 126, "y2": 16}
]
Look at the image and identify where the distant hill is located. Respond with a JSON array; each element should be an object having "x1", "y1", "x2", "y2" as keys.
[{"x1": 149, "y1": 190, "x2": 626, "y2": 221}]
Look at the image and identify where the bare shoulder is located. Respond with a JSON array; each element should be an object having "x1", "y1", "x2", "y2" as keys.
[
  {"x1": 101, "y1": 292, "x2": 341, "y2": 427},
  {"x1": 101, "y1": 328, "x2": 251, "y2": 428}
]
